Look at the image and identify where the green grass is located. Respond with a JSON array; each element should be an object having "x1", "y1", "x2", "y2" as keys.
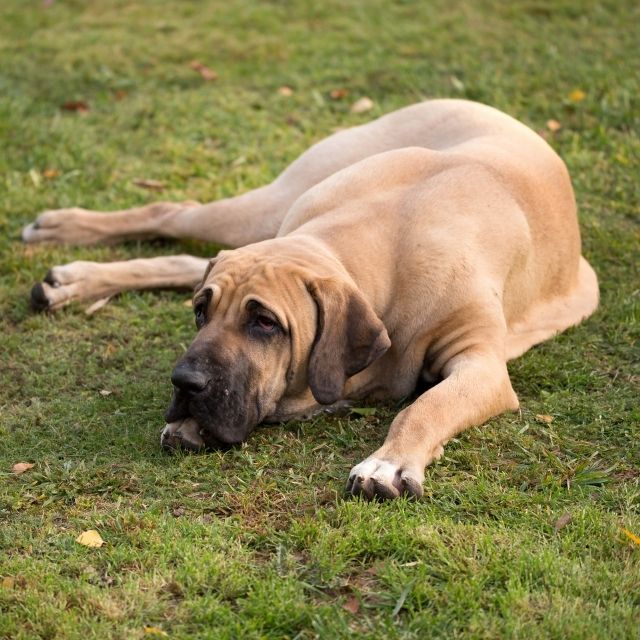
[{"x1": 1, "y1": 1, "x2": 639, "y2": 638}]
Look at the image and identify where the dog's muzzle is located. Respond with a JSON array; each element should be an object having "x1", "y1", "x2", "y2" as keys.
[{"x1": 164, "y1": 354, "x2": 256, "y2": 447}]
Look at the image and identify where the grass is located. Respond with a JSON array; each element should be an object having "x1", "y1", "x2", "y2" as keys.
[{"x1": 0, "y1": 0, "x2": 639, "y2": 638}]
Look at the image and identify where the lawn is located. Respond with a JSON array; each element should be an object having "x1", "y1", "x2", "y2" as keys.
[{"x1": 0, "y1": 1, "x2": 639, "y2": 638}]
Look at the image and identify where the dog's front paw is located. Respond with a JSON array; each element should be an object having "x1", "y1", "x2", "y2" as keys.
[
  {"x1": 160, "y1": 419, "x2": 206, "y2": 452},
  {"x1": 346, "y1": 457, "x2": 425, "y2": 500},
  {"x1": 30, "y1": 261, "x2": 102, "y2": 311}
]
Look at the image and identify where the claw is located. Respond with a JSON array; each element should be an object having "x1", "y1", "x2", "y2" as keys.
[
  {"x1": 346, "y1": 457, "x2": 424, "y2": 501},
  {"x1": 44, "y1": 270, "x2": 59, "y2": 287},
  {"x1": 401, "y1": 475, "x2": 424, "y2": 499},
  {"x1": 373, "y1": 478, "x2": 400, "y2": 499},
  {"x1": 30, "y1": 282, "x2": 51, "y2": 312}
]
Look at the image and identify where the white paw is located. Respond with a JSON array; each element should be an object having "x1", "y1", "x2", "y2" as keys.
[
  {"x1": 346, "y1": 457, "x2": 425, "y2": 500},
  {"x1": 160, "y1": 419, "x2": 205, "y2": 452}
]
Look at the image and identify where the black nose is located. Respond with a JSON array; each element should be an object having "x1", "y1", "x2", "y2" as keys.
[{"x1": 171, "y1": 364, "x2": 209, "y2": 393}]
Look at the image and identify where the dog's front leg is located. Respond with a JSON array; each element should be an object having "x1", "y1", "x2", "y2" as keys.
[
  {"x1": 347, "y1": 350, "x2": 519, "y2": 499},
  {"x1": 30, "y1": 255, "x2": 209, "y2": 311}
]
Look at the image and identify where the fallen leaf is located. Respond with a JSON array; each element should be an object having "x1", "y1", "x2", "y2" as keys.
[
  {"x1": 61, "y1": 100, "x2": 90, "y2": 112},
  {"x1": 85, "y1": 296, "x2": 111, "y2": 315},
  {"x1": 102, "y1": 342, "x2": 117, "y2": 358},
  {"x1": 1, "y1": 577, "x2": 15, "y2": 589},
  {"x1": 568, "y1": 89, "x2": 586, "y2": 103},
  {"x1": 343, "y1": 596, "x2": 360, "y2": 614},
  {"x1": 546, "y1": 119, "x2": 561, "y2": 132},
  {"x1": 189, "y1": 60, "x2": 218, "y2": 81},
  {"x1": 278, "y1": 86, "x2": 294, "y2": 96},
  {"x1": 351, "y1": 407, "x2": 377, "y2": 417},
  {"x1": 621, "y1": 528, "x2": 640, "y2": 546},
  {"x1": 450, "y1": 75, "x2": 465, "y2": 92},
  {"x1": 28, "y1": 169, "x2": 41, "y2": 187},
  {"x1": 12, "y1": 462, "x2": 34, "y2": 475},
  {"x1": 99, "y1": 389, "x2": 112, "y2": 397},
  {"x1": 183, "y1": 299, "x2": 193, "y2": 307},
  {"x1": 554, "y1": 512, "x2": 572, "y2": 531},
  {"x1": 133, "y1": 178, "x2": 165, "y2": 191},
  {"x1": 330, "y1": 88, "x2": 349, "y2": 100},
  {"x1": 535, "y1": 414, "x2": 554, "y2": 424},
  {"x1": 350, "y1": 97, "x2": 374, "y2": 114},
  {"x1": 43, "y1": 168, "x2": 60, "y2": 179},
  {"x1": 113, "y1": 89, "x2": 128, "y2": 101},
  {"x1": 143, "y1": 627, "x2": 168, "y2": 637},
  {"x1": 76, "y1": 530, "x2": 105, "y2": 548}
]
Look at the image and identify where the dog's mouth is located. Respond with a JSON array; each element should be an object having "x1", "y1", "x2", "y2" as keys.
[
  {"x1": 162, "y1": 392, "x2": 225, "y2": 451},
  {"x1": 160, "y1": 417, "x2": 208, "y2": 452},
  {"x1": 162, "y1": 384, "x2": 256, "y2": 450}
]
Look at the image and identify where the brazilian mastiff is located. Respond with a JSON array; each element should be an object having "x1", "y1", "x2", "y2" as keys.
[{"x1": 24, "y1": 100, "x2": 599, "y2": 499}]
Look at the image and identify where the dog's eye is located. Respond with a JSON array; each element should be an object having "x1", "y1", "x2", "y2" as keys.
[
  {"x1": 256, "y1": 314, "x2": 277, "y2": 332},
  {"x1": 194, "y1": 302, "x2": 206, "y2": 329}
]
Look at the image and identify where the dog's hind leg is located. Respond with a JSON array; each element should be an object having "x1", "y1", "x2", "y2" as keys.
[
  {"x1": 21, "y1": 110, "x2": 441, "y2": 248},
  {"x1": 22, "y1": 178, "x2": 302, "y2": 247},
  {"x1": 30, "y1": 255, "x2": 209, "y2": 312}
]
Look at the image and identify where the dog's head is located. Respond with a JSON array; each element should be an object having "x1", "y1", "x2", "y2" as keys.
[{"x1": 164, "y1": 242, "x2": 390, "y2": 447}]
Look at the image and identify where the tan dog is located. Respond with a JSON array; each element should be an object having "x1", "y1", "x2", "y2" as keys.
[{"x1": 24, "y1": 100, "x2": 598, "y2": 499}]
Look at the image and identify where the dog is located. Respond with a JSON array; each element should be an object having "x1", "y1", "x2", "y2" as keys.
[{"x1": 24, "y1": 99, "x2": 599, "y2": 499}]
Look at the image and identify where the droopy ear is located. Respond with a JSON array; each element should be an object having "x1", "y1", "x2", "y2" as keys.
[
  {"x1": 306, "y1": 278, "x2": 391, "y2": 405},
  {"x1": 193, "y1": 256, "x2": 219, "y2": 295}
]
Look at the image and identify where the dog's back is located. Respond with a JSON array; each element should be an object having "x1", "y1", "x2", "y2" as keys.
[{"x1": 278, "y1": 99, "x2": 598, "y2": 357}]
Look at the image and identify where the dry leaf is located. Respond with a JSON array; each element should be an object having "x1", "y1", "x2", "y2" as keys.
[
  {"x1": 22, "y1": 245, "x2": 38, "y2": 258},
  {"x1": 1, "y1": 577, "x2": 15, "y2": 589},
  {"x1": 546, "y1": 119, "x2": 561, "y2": 132},
  {"x1": 99, "y1": 389, "x2": 112, "y2": 397},
  {"x1": 189, "y1": 60, "x2": 218, "y2": 81},
  {"x1": 278, "y1": 86, "x2": 293, "y2": 96},
  {"x1": 75, "y1": 530, "x2": 105, "y2": 548},
  {"x1": 102, "y1": 342, "x2": 117, "y2": 358},
  {"x1": 198, "y1": 67, "x2": 217, "y2": 81},
  {"x1": 554, "y1": 513, "x2": 572, "y2": 531},
  {"x1": 535, "y1": 414, "x2": 554, "y2": 424},
  {"x1": 568, "y1": 89, "x2": 586, "y2": 103},
  {"x1": 113, "y1": 89, "x2": 128, "y2": 101},
  {"x1": 330, "y1": 88, "x2": 349, "y2": 100},
  {"x1": 61, "y1": 100, "x2": 90, "y2": 112},
  {"x1": 450, "y1": 75, "x2": 465, "y2": 92},
  {"x1": 43, "y1": 168, "x2": 60, "y2": 179},
  {"x1": 144, "y1": 627, "x2": 168, "y2": 637},
  {"x1": 133, "y1": 178, "x2": 165, "y2": 191},
  {"x1": 621, "y1": 528, "x2": 640, "y2": 546},
  {"x1": 12, "y1": 462, "x2": 34, "y2": 475},
  {"x1": 29, "y1": 169, "x2": 41, "y2": 187},
  {"x1": 85, "y1": 296, "x2": 111, "y2": 315},
  {"x1": 343, "y1": 596, "x2": 360, "y2": 614},
  {"x1": 350, "y1": 97, "x2": 374, "y2": 114},
  {"x1": 183, "y1": 299, "x2": 193, "y2": 308}
]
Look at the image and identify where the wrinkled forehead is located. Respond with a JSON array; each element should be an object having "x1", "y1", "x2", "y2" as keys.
[{"x1": 196, "y1": 251, "x2": 304, "y2": 324}]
